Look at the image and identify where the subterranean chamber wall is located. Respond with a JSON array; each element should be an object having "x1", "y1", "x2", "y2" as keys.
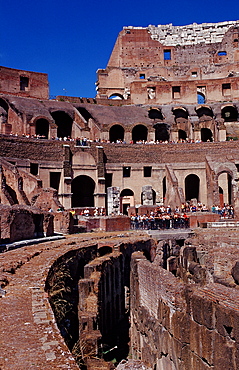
[
  {"x1": 45, "y1": 238, "x2": 154, "y2": 369},
  {"x1": 45, "y1": 236, "x2": 239, "y2": 369}
]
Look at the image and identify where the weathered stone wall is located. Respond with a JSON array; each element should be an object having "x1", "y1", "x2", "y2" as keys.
[
  {"x1": 0, "y1": 204, "x2": 53, "y2": 242},
  {"x1": 0, "y1": 66, "x2": 49, "y2": 99},
  {"x1": 97, "y1": 21, "x2": 239, "y2": 103},
  {"x1": 130, "y1": 252, "x2": 239, "y2": 369}
]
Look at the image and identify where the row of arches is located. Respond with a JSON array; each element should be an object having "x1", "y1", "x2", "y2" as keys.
[
  {"x1": 0, "y1": 98, "x2": 74, "y2": 139},
  {"x1": 109, "y1": 92, "x2": 239, "y2": 122},
  {"x1": 109, "y1": 124, "x2": 214, "y2": 143},
  {"x1": 70, "y1": 173, "x2": 233, "y2": 211},
  {"x1": 35, "y1": 111, "x2": 73, "y2": 138}
]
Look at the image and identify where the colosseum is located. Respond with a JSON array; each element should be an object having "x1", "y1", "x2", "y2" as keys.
[{"x1": 1, "y1": 20, "x2": 239, "y2": 370}]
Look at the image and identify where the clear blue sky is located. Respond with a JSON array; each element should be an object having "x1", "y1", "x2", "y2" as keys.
[{"x1": 1, "y1": 0, "x2": 238, "y2": 98}]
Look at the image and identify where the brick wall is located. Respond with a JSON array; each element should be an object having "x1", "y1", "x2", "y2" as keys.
[{"x1": 130, "y1": 253, "x2": 239, "y2": 369}]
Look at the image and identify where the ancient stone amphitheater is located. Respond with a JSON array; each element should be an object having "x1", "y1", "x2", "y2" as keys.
[{"x1": 1, "y1": 20, "x2": 239, "y2": 370}]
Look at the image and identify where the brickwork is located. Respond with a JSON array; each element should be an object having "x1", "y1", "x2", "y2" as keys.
[
  {"x1": 96, "y1": 21, "x2": 239, "y2": 104},
  {"x1": 0, "y1": 66, "x2": 49, "y2": 99},
  {"x1": 130, "y1": 250, "x2": 239, "y2": 369}
]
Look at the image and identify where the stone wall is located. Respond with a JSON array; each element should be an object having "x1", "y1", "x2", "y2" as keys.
[
  {"x1": 130, "y1": 252, "x2": 239, "y2": 369},
  {"x1": 0, "y1": 204, "x2": 53, "y2": 243},
  {"x1": 0, "y1": 66, "x2": 49, "y2": 99}
]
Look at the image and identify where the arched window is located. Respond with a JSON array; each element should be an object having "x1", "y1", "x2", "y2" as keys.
[
  {"x1": 185, "y1": 174, "x2": 200, "y2": 202},
  {"x1": 51, "y1": 111, "x2": 73, "y2": 138},
  {"x1": 132, "y1": 125, "x2": 148, "y2": 143},
  {"x1": 35, "y1": 118, "x2": 49, "y2": 138},
  {"x1": 71, "y1": 175, "x2": 95, "y2": 207},
  {"x1": 109, "y1": 125, "x2": 124, "y2": 142}
]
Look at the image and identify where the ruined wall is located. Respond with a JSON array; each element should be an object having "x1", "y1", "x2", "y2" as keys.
[
  {"x1": 130, "y1": 252, "x2": 239, "y2": 369},
  {"x1": 0, "y1": 66, "x2": 49, "y2": 99},
  {"x1": 96, "y1": 21, "x2": 239, "y2": 102}
]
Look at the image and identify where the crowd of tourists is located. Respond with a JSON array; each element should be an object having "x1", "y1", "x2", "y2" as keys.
[{"x1": 130, "y1": 202, "x2": 234, "y2": 230}]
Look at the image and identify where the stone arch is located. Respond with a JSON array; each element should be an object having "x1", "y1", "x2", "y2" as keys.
[
  {"x1": 221, "y1": 104, "x2": 238, "y2": 122},
  {"x1": 71, "y1": 175, "x2": 95, "y2": 208},
  {"x1": 185, "y1": 174, "x2": 200, "y2": 202},
  {"x1": 148, "y1": 108, "x2": 164, "y2": 120},
  {"x1": 132, "y1": 124, "x2": 148, "y2": 143},
  {"x1": 120, "y1": 188, "x2": 134, "y2": 214},
  {"x1": 51, "y1": 111, "x2": 73, "y2": 138},
  {"x1": 216, "y1": 165, "x2": 236, "y2": 206},
  {"x1": 172, "y1": 107, "x2": 189, "y2": 138},
  {"x1": 35, "y1": 118, "x2": 50, "y2": 138},
  {"x1": 195, "y1": 105, "x2": 214, "y2": 119},
  {"x1": 109, "y1": 124, "x2": 125, "y2": 142},
  {"x1": 217, "y1": 172, "x2": 232, "y2": 206},
  {"x1": 109, "y1": 93, "x2": 124, "y2": 100}
]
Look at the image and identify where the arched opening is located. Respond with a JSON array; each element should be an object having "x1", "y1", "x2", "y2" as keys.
[
  {"x1": 221, "y1": 106, "x2": 238, "y2": 122},
  {"x1": 109, "y1": 125, "x2": 125, "y2": 143},
  {"x1": 197, "y1": 92, "x2": 205, "y2": 104},
  {"x1": 196, "y1": 106, "x2": 214, "y2": 119},
  {"x1": 35, "y1": 118, "x2": 49, "y2": 138},
  {"x1": 154, "y1": 123, "x2": 169, "y2": 142},
  {"x1": 71, "y1": 175, "x2": 95, "y2": 207},
  {"x1": 148, "y1": 108, "x2": 164, "y2": 120},
  {"x1": 201, "y1": 128, "x2": 213, "y2": 142},
  {"x1": 218, "y1": 172, "x2": 232, "y2": 205},
  {"x1": 172, "y1": 107, "x2": 189, "y2": 121},
  {"x1": 109, "y1": 93, "x2": 124, "y2": 100},
  {"x1": 178, "y1": 129, "x2": 187, "y2": 141},
  {"x1": 51, "y1": 111, "x2": 73, "y2": 138},
  {"x1": 132, "y1": 125, "x2": 148, "y2": 143},
  {"x1": 120, "y1": 188, "x2": 134, "y2": 214},
  {"x1": 185, "y1": 174, "x2": 200, "y2": 202}
]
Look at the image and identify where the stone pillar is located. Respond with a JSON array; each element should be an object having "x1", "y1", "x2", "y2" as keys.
[
  {"x1": 194, "y1": 129, "x2": 201, "y2": 142},
  {"x1": 94, "y1": 146, "x2": 106, "y2": 208},
  {"x1": 142, "y1": 185, "x2": 153, "y2": 205},
  {"x1": 125, "y1": 130, "x2": 132, "y2": 144},
  {"x1": 171, "y1": 128, "x2": 178, "y2": 142},
  {"x1": 147, "y1": 130, "x2": 155, "y2": 142},
  {"x1": 107, "y1": 186, "x2": 120, "y2": 215}
]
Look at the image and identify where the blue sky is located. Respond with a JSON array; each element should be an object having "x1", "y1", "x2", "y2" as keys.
[{"x1": 1, "y1": 0, "x2": 239, "y2": 98}]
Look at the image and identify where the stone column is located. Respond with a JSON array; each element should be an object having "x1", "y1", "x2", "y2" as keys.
[
  {"x1": 142, "y1": 185, "x2": 153, "y2": 205},
  {"x1": 107, "y1": 186, "x2": 120, "y2": 215}
]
